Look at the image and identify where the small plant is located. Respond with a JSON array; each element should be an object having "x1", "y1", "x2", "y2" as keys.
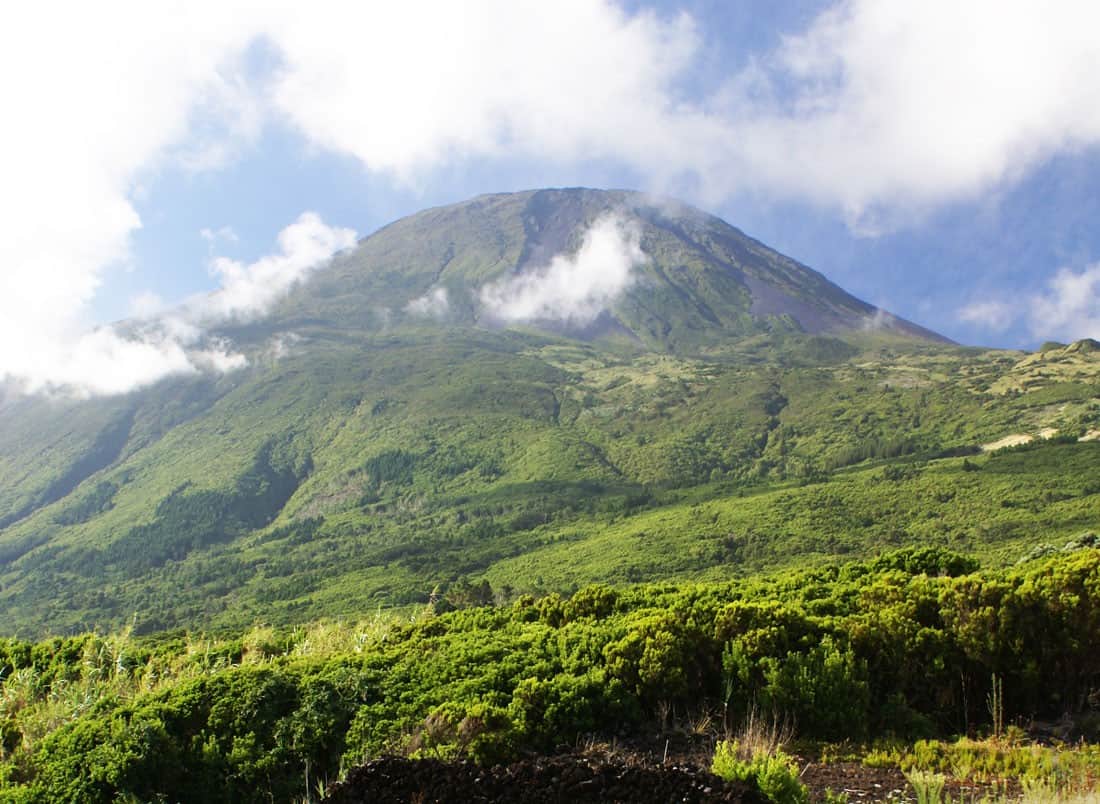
[
  {"x1": 862, "y1": 747, "x2": 899, "y2": 769},
  {"x1": 1021, "y1": 777, "x2": 1061, "y2": 804},
  {"x1": 711, "y1": 740, "x2": 808, "y2": 804},
  {"x1": 733, "y1": 705, "x2": 794, "y2": 758},
  {"x1": 988, "y1": 674, "x2": 1004, "y2": 741},
  {"x1": 822, "y1": 789, "x2": 849, "y2": 804},
  {"x1": 904, "y1": 769, "x2": 946, "y2": 804}
]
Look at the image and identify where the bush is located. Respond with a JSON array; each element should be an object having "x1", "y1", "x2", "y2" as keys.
[{"x1": 711, "y1": 740, "x2": 808, "y2": 804}]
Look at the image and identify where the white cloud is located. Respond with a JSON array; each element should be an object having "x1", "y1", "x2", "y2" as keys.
[
  {"x1": 261, "y1": 1, "x2": 1100, "y2": 225},
  {"x1": 129, "y1": 291, "x2": 168, "y2": 320},
  {"x1": 957, "y1": 266, "x2": 1100, "y2": 342},
  {"x1": 194, "y1": 212, "x2": 356, "y2": 323},
  {"x1": 266, "y1": 3, "x2": 701, "y2": 183},
  {"x1": 1028, "y1": 264, "x2": 1100, "y2": 342},
  {"x1": 0, "y1": 3, "x2": 259, "y2": 397},
  {"x1": 2, "y1": 212, "x2": 353, "y2": 397},
  {"x1": 717, "y1": 1, "x2": 1100, "y2": 228},
  {"x1": 959, "y1": 300, "x2": 1016, "y2": 332},
  {"x1": 479, "y1": 214, "x2": 645, "y2": 325},
  {"x1": 200, "y1": 226, "x2": 240, "y2": 245},
  {"x1": 4, "y1": 324, "x2": 246, "y2": 400},
  {"x1": 405, "y1": 287, "x2": 450, "y2": 318}
]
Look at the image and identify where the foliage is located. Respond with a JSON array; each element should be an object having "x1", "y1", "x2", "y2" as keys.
[
  {"x1": 0, "y1": 550, "x2": 1097, "y2": 799},
  {"x1": 711, "y1": 740, "x2": 808, "y2": 804},
  {"x1": 0, "y1": 315, "x2": 1096, "y2": 636},
  {"x1": 904, "y1": 769, "x2": 947, "y2": 804}
]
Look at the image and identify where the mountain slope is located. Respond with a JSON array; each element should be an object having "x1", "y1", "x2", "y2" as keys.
[
  {"x1": 0, "y1": 190, "x2": 1095, "y2": 637},
  {"x1": 272, "y1": 188, "x2": 946, "y2": 348}
]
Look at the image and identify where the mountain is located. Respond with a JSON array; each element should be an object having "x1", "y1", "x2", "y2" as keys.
[
  {"x1": 0, "y1": 189, "x2": 1096, "y2": 637},
  {"x1": 270, "y1": 187, "x2": 945, "y2": 348}
]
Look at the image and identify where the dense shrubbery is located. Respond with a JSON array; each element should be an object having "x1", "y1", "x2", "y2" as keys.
[{"x1": 1, "y1": 547, "x2": 1100, "y2": 800}]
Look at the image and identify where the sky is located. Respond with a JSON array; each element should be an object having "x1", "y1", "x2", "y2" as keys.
[{"x1": 3, "y1": 0, "x2": 1100, "y2": 396}]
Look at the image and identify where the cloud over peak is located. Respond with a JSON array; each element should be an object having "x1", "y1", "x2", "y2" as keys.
[{"x1": 479, "y1": 214, "x2": 645, "y2": 326}]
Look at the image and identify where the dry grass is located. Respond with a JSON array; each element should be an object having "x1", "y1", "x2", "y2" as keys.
[{"x1": 726, "y1": 706, "x2": 795, "y2": 760}]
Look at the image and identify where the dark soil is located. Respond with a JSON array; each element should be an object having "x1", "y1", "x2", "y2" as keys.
[
  {"x1": 800, "y1": 760, "x2": 1021, "y2": 803},
  {"x1": 800, "y1": 761, "x2": 910, "y2": 801},
  {"x1": 321, "y1": 754, "x2": 766, "y2": 803}
]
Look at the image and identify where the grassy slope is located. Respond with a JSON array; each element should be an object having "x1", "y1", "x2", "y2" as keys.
[{"x1": 0, "y1": 328, "x2": 1096, "y2": 637}]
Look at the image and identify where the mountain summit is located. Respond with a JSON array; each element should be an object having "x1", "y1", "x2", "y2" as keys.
[{"x1": 272, "y1": 188, "x2": 946, "y2": 350}]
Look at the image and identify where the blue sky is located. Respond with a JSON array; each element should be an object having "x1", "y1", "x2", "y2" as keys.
[{"x1": 3, "y1": 1, "x2": 1100, "y2": 395}]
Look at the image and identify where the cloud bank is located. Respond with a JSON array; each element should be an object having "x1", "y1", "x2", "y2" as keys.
[
  {"x1": 479, "y1": 214, "x2": 645, "y2": 326},
  {"x1": 262, "y1": 1, "x2": 1100, "y2": 226}
]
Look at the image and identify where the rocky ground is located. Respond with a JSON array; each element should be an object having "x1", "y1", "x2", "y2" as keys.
[
  {"x1": 321, "y1": 731, "x2": 1031, "y2": 804},
  {"x1": 321, "y1": 754, "x2": 764, "y2": 803}
]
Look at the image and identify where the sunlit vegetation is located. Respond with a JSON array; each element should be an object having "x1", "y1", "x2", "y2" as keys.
[
  {"x1": 1, "y1": 547, "x2": 1099, "y2": 801},
  {"x1": 0, "y1": 328, "x2": 1097, "y2": 637}
]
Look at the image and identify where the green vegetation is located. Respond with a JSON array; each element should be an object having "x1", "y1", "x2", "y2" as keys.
[
  {"x1": 0, "y1": 188, "x2": 1098, "y2": 799},
  {"x1": 0, "y1": 329, "x2": 1096, "y2": 636},
  {"x1": 712, "y1": 740, "x2": 808, "y2": 804},
  {"x1": 0, "y1": 548, "x2": 1098, "y2": 800},
  {"x1": 1, "y1": 188, "x2": 1097, "y2": 637}
]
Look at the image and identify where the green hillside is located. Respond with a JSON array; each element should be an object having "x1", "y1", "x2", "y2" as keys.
[
  {"x1": 1, "y1": 188, "x2": 1099, "y2": 802},
  {"x1": 0, "y1": 189, "x2": 1096, "y2": 639}
]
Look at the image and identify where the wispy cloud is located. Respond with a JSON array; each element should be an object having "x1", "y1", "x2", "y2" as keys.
[
  {"x1": 958, "y1": 264, "x2": 1100, "y2": 343},
  {"x1": 479, "y1": 214, "x2": 645, "y2": 326},
  {"x1": 200, "y1": 226, "x2": 239, "y2": 246},
  {"x1": 1029, "y1": 264, "x2": 1100, "y2": 342},
  {"x1": 958, "y1": 300, "x2": 1015, "y2": 332},
  {"x1": 194, "y1": 212, "x2": 356, "y2": 323},
  {"x1": 405, "y1": 287, "x2": 450, "y2": 318},
  {"x1": 2, "y1": 213, "x2": 354, "y2": 397}
]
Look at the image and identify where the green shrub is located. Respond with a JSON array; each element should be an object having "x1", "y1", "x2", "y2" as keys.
[
  {"x1": 711, "y1": 740, "x2": 808, "y2": 804},
  {"x1": 903, "y1": 769, "x2": 946, "y2": 804}
]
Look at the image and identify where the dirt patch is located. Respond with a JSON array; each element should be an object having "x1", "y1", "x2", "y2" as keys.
[
  {"x1": 322, "y1": 754, "x2": 764, "y2": 803},
  {"x1": 800, "y1": 761, "x2": 1021, "y2": 803},
  {"x1": 801, "y1": 761, "x2": 907, "y2": 801},
  {"x1": 981, "y1": 433, "x2": 1033, "y2": 451}
]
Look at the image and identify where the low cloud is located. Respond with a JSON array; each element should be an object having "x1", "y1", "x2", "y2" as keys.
[
  {"x1": 479, "y1": 214, "x2": 645, "y2": 326},
  {"x1": 3, "y1": 213, "x2": 354, "y2": 397},
  {"x1": 958, "y1": 300, "x2": 1015, "y2": 332},
  {"x1": 1029, "y1": 264, "x2": 1100, "y2": 342},
  {"x1": 6, "y1": 325, "x2": 245, "y2": 399},
  {"x1": 861, "y1": 308, "x2": 895, "y2": 332},
  {"x1": 405, "y1": 287, "x2": 450, "y2": 318},
  {"x1": 193, "y1": 212, "x2": 356, "y2": 323},
  {"x1": 958, "y1": 264, "x2": 1100, "y2": 343}
]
